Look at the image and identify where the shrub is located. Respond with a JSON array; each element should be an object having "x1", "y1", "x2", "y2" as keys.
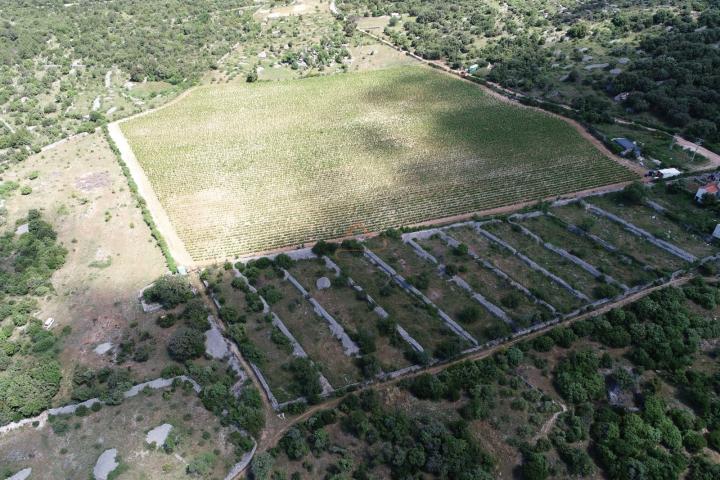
[
  {"x1": 311, "y1": 240, "x2": 338, "y2": 256},
  {"x1": 144, "y1": 275, "x2": 193, "y2": 308},
  {"x1": 683, "y1": 431, "x2": 707, "y2": 453},
  {"x1": 274, "y1": 254, "x2": 294, "y2": 269},
  {"x1": 156, "y1": 314, "x2": 176, "y2": 328},
  {"x1": 167, "y1": 328, "x2": 205, "y2": 361},
  {"x1": 457, "y1": 305, "x2": 481, "y2": 323},
  {"x1": 258, "y1": 285, "x2": 282, "y2": 305},
  {"x1": 501, "y1": 292, "x2": 522, "y2": 309},
  {"x1": 186, "y1": 452, "x2": 216, "y2": 475},
  {"x1": 220, "y1": 306, "x2": 240, "y2": 324},
  {"x1": 621, "y1": 182, "x2": 647, "y2": 204}
]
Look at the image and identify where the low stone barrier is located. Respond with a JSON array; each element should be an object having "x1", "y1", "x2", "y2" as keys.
[
  {"x1": 583, "y1": 202, "x2": 697, "y2": 263},
  {"x1": 475, "y1": 224, "x2": 590, "y2": 302},
  {"x1": 283, "y1": 269, "x2": 361, "y2": 356},
  {"x1": 1, "y1": 375, "x2": 200, "y2": 436},
  {"x1": 363, "y1": 247, "x2": 479, "y2": 346}
]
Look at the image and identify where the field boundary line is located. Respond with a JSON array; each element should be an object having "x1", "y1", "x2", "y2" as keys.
[{"x1": 106, "y1": 122, "x2": 193, "y2": 267}]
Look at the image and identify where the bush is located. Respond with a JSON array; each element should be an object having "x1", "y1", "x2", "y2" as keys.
[
  {"x1": 434, "y1": 338, "x2": 464, "y2": 360},
  {"x1": 156, "y1": 314, "x2": 176, "y2": 328},
  {"x1": 251, "y1": 452, "x2": 275, "y2": 480},
  {"x1": 312, "y1": 240, "x2": 338, "y2": 256},
  {"x1": 501, "y1": 292, "x2": 521, "y2": 309},
  {"x1": 457, "y1": 305, "x2": 481, "y2": 323},
  {"x1": 186, "y1": 452, "x2": 216, "y2": 475},
  {"x1": 167, "y1": 328, "x2": 205, "y2": 361},
  {"x1": 620, "y1": 182, "x2": 646, "y2": 205},
  {"x1": 258, "y1": 285, "x2": 282, "y2": 305},
  {"x1": 683, "y1": 431, "x2": 707, "y2": 453},
  {"x1": 274, "y1": 253, "x2": 294, "y2": 269},
  {"x1": 220, "y1": 306, "x2": 240, "y2": 324},
  {"x1": 143, "y1": 275, "x2": 193, "y2": 308}
]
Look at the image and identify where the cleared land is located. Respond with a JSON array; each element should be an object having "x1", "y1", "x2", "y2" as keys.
[{"x1": 120, "y1": 65, "x2": 635, "y2": 261}]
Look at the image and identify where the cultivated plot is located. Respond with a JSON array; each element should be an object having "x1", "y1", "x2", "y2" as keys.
[
  {"x1": 551, "y1": 203, "x2": 687, "y2": 274},
  {"x1": 447, "y1": 225, "x2": 584, "y2": 314},
  {"x1": 252, "y1": 268, "x2": 364, "y2": 388},
  {"x1": 120, "y1": 66, "x2": 635, "y2": 261},
  {"x1": 482, "y1": 221, "x2": 618, "y2": 300},
  {"x1": 208, "y1": 268, "x2": 303, "y2": 403},
  {"x1": 331, "y1": 250, "x2": 464, "y2": 356},
  {"x1": 364, "y1": 236, "x2": 509, "y2": 343},
  {"x1": 417, "y1": 234, "x2": 553, "y2": 329},
  {"x1": 587, "y1": 193, "x2": 717, "y2": 259},
  {"x1": 287, "y1": 257, "x2": 414, "y2": 373},
  {"x1": 517, "y1": 214, "x2": 658, "y2": 287}
]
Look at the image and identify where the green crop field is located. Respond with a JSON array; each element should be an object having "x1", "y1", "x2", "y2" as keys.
[{"x1": 121, "y1": 65, "x2": 636, "y2": 261}]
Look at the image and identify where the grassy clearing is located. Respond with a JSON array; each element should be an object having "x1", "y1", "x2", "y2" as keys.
[
  {"x1": 364, "y1": 236, "x2": 505, "y2": 344},
  {"x1": 447, "y1": 226, "x2": 584, "y2": 313},
  {"x1": 287, "y1": 258, "x2": 413, "y2": 373},
  {"x1": 253, "y1": 269, "x2": 364, "y2": 388},
  {"x1": 587, "y1": 193, "x2": 717, "y2": 259},
  {"x1": 551, "y1": 203, "x2": 687, "y2": 274},
  {"x1": 484, "y1": 221, "x2": 614, "y2": 300},
  {"x1": 519, "y1": 214, "x2": 658, "y2": 287},
  {"x1": 121, "y1": 65, "x2": 635, "y2": 260},
  {"x1": 331, "y1": 250, "x2": 460, "y2": 355},
  {"x1": 417, "y1": 234, "x2": 553, "y2": 328}
]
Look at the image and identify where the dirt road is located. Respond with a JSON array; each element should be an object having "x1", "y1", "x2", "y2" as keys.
[{"x1": 674, "y1": 136, "x2": 720, "y2": 169}]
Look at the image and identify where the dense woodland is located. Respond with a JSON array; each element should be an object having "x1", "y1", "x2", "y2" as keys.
[{"x1": 341, "y1": 0, "x2": 720, "y2": 145}]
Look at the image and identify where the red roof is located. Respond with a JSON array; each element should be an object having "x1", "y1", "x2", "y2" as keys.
[{"x1": 702, "y1": 183, "x2": 719, "y2": 194}]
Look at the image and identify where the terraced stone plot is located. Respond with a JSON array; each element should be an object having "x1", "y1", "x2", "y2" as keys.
[
  {"x1": 482, "y1": 221, "x2": 618, "y2": 300},
  {"x1": 446, "y1": 225, "x2": 584, "y2": 314},
  {"x1": 588, "y1": 193, "x2": 717, "y2": 259},
  {"x1": 417, "y1": 234, "x2": 553, "y2": 329},
  {"x1": 331, "y1": 250, "x2": 464, "y2": 356},
  {"x1": 551, "y1": 203, "x2": 687, "y2": 274},
  {"x1": 518, "y1": 214, "x2": 658, "y2": 287},
  {"x1": 287, "y1": 258, "x2": 413, "y2": 373},
  {"x1": 364, "y1": 236, "x2": 507, "y2": 344},
  {"x1": 207, "y1": 269, "x2": 303, "y2": 403},
  {"x1": 251, "y1": 267, "x2": 364, "y2": 388}
]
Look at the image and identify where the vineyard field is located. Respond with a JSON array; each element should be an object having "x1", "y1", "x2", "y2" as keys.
[{"x1": 120, "y1": 65, "x2": 636, "y2": 261}]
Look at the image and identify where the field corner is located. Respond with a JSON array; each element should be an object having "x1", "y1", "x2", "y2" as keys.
[{"x1": 105, "y1": 121, "x2": 193, "y2": 268}]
